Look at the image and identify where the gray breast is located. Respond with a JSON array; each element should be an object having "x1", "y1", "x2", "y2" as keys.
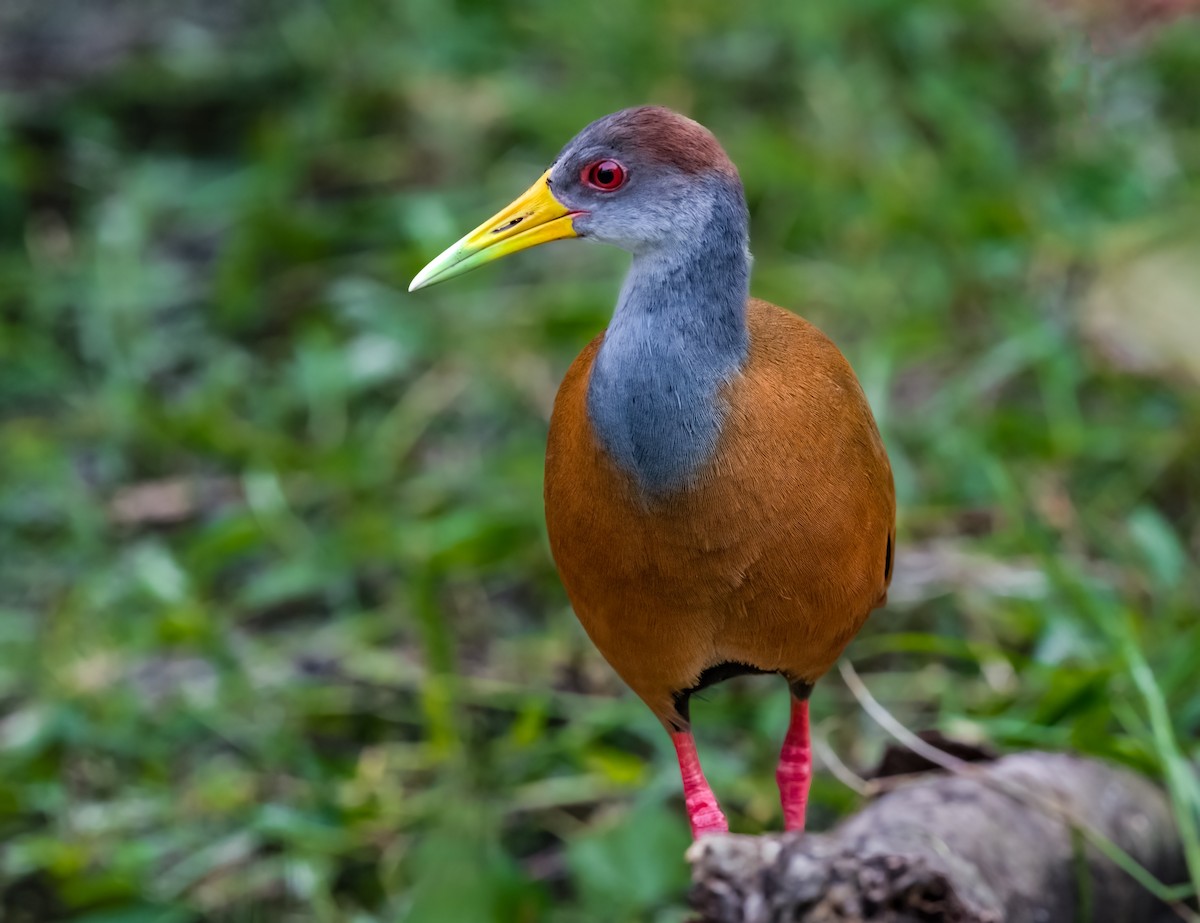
[{"x1": 587, "y1": 327, "x2": 735, "y2": 495}]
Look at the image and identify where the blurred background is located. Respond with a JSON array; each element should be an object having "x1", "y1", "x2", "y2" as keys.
[{"x1": 1, "y1": 0, "x2": 1199, "y2": 920}]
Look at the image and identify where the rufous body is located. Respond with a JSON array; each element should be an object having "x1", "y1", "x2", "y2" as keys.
[{"x1": 546, "y1": 299, "x2": 894, "y2": 728}]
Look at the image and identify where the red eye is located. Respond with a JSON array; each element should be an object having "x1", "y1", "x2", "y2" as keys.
[{"x1": 582, "y1": 159, "x2": 626, "y2": 191}]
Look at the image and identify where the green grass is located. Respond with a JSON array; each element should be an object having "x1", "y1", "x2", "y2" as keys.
[{"x1": 1, "y1": 1, "x2": 1199, "y2": 920}]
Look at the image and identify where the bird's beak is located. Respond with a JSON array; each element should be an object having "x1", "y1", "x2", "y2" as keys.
[{"x1": 408, "y1": 169, "x2": 579, "y2": 292}]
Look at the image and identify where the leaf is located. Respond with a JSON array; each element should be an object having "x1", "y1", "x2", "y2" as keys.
[
  {"x1": 1127, "y1": 506, "x2": 1186, "y2": 591},
  {"x1": 1082, "y1": 228, "x2": 1200, "y2": 388},
  {"x1": 566, "y1": 803, "x2": 690, "y2": 920}
]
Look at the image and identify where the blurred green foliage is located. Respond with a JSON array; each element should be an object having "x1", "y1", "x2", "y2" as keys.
[{"x1": 1, "y1": 0, "x2": 1199, "y2": 920}]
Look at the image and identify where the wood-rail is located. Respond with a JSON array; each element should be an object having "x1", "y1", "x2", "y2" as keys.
[{"x1": 410, "y1": 106, "x2": 895, "y2": 838}]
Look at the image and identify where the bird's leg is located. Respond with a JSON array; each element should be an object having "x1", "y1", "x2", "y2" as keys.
[
  {"x1": 777, "y1": 685, "x2": 813, "y2": 832},
  {"x1": 670, "y1": 730, "x2": 728, "y2": 838}
]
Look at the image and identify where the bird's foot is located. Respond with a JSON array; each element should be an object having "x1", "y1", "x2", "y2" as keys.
[
  {"x1": 671, "y1": 730, "x2": 729, "y2": 838},
  {"x1": 777, "y1": 696, "x2": 812, "y2": 832},
  {"x1": 685, "y1": 792, "x2": 729, "y2": 838}
]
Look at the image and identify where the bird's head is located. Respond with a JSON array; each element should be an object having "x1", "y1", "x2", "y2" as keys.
[{"x1": 409, "y1": 106, "x2": 742, "y2": 291}]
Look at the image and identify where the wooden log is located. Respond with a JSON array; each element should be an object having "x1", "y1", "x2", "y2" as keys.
[{"x1": 688, "y1": 752, "x2": 1189, "y2": 923}]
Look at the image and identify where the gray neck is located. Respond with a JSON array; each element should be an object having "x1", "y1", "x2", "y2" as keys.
[{"x1": 586, "y1": 175, "x2": 750, "y2": 496}]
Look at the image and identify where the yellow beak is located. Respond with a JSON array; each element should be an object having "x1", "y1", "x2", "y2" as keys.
[{"x1": 408, "y1": 169, "x2": 579, "y2": 292}]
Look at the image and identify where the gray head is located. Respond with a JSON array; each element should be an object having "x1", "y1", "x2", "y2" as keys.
[
  {"x1": 408, "y1": 106, "x2": 747, "y2": 291},
  {"x1": 546, "y1": 106, "x2": 745, "y2": 255}
]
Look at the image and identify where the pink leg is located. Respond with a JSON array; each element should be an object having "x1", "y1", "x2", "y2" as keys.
[
  {"x1": 670, "y1": 730, "x2": 729, "y2": 838},
  {"x1": 777, "y1": 697, "x2": 812, "y2": 832}
]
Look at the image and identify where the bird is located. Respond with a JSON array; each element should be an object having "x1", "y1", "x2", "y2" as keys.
[{"x1": 409, "y1": 106, "x2": 895, "y2": 839}]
